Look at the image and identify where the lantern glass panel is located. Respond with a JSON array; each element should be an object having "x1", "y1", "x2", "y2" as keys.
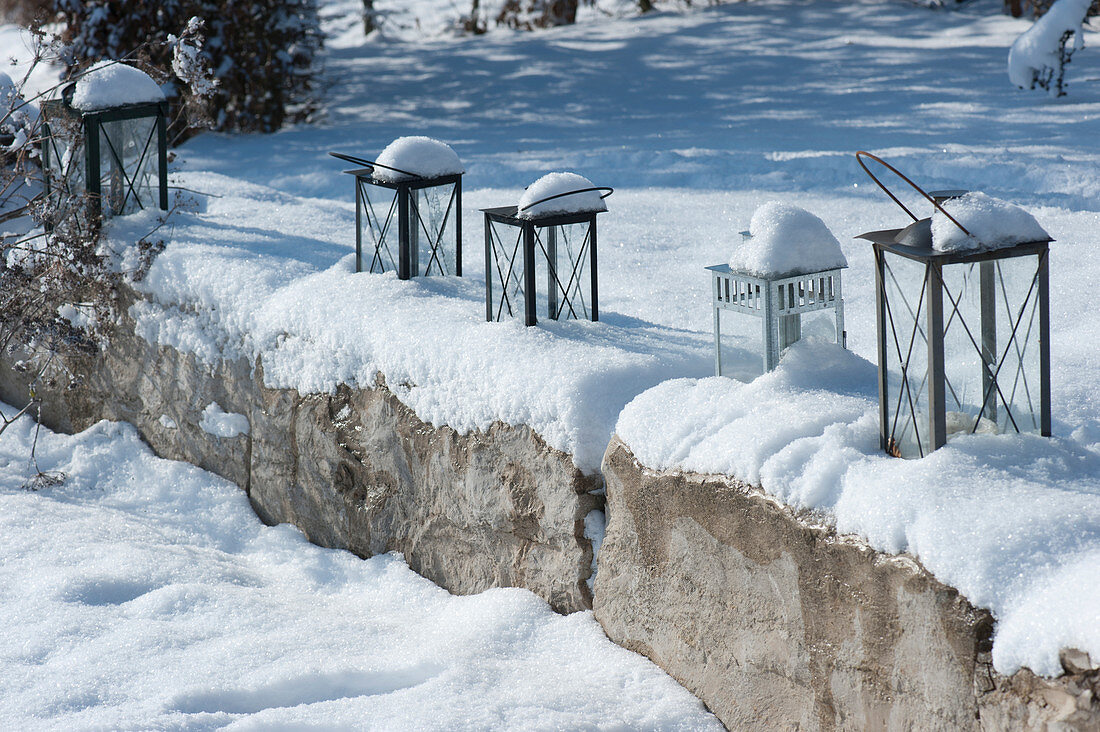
[
  {"x1": 881, "y1": 249, "x2": 932, "y2": 457},
  {"x1": 358, "y1": 183, "x2": 398, "y2": 274},
  {"x1": 411, "y1": 183, "x2": 459, "y2": 276},
  {"x1": 940, "y1": 254, "x2": 1045, "y2": 437},
  {"x1": 537, "y1": 222, "x2": 593, "y2": 320},
  {"x1": 98, "y1": 116, "x2": 159, "y2": 216}
]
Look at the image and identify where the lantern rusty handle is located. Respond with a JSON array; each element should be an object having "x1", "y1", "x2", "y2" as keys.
[
  {"x1": 516, "y1": 186, "x2": 614, "y2": 213},
  {"x1": 855, "y1": 151, "x2": 972, "y2": 238},
  {"x1": 329, "y1": 151, "x2": 422, "y2": 180}
]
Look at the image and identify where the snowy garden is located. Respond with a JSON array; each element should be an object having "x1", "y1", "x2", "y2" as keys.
[{"x1": 2, "y1": 0, "x2": 1100, "y2": 727}]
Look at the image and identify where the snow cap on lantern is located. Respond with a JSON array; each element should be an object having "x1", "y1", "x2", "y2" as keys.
[
  {"x1": 929, "y1": 192, "x2": 1049, "y2": 253},
  {"x1": 730, "y1": 201, "x2": 847, "y2": 277},
  {"x1": 41, "y1": 60, "x2": 169, "y2": 221},
  {"x1": 372, "y1": 136, "x2": 464, "y2": 183},
  {"x1": 517, "y1": 172, "x2": 608, "y2": 219},
  {"x1": 70, "y1": 61, "x2": 165, "y2": 112},
  {"x1": 709, "y1": 201, "x2": 847, "y2": 376}
]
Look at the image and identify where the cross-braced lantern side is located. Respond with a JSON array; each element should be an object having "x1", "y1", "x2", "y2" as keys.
[{"x1": 708, "y1": 264, "x2": 846, "y2": 375}]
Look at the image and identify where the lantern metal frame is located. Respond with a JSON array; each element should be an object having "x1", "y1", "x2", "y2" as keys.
[
  {"x1": 42, "y1": 94, "x2": 169, "y2": 221},
  {"x1": 857, "y1": 151, "x2": 1052, "y2": 458},
  {"x1": 707, "y1": 261, "x2": 846, "y2": 375},
  {"x1": 482, "y1": 187, "x2": 611, "y2": 327},
  {"x1": 331, "y1": 152, "x2": 462, "y2": 280}
]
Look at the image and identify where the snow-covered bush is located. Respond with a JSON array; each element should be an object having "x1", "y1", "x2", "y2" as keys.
[
  {"x1": 1008, "y1": 0, "x2": 1093, "y2": 96},
  {"x1": 51, "y1": 0, "x2": 321, "y2": 134},
  {"x1": 0, "y1": 31, "x2": 170, "y2": 474}
]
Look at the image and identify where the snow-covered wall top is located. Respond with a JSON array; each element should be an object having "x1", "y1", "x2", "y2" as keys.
[
  {"x1": 931, "y1": 192, "x2": 1050, "y2": 253},
  {"x1": 615, "y1": 340, "x2": 1100, "y2": 679},
  {"x1": 373, "y1": 136, "x2": 464, "y2": 182},
  {"x1": 517, "y1": 172, "x2": 608, "y2": 219},
  {"x1": 70, "y1": 61, "x2": 164, "y2": 112},
  {"x1": 728, "y1": 202, "x2": 846, "y2": 277}
]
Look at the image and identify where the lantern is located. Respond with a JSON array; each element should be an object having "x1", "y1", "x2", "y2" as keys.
[
  {"x1": 331, "y1": 136, "x2": 463, "y2": 279},
  {"x1": 708, "y1": 203, "x2": 847, "y2": 375},
  {"x1": 856, "y1": 152, "x2": 1052, "y2": 458},
  {"x1": 42, "y1": 62, "x2": 168, "y2": 222},
  {"x1": 482, "y1": 172, "x2": 611, "y2": 326}
]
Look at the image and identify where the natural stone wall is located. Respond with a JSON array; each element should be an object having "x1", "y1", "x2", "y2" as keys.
[
  {"x1": 8, "y1": 289, "x2": 1096, "y2": 727},
  {"x1": 0, "y1": 293, "x2": 600, "y2": 613},
  {"x1": 593, "y1": 437, "x2": 1100, "y2": 731}
]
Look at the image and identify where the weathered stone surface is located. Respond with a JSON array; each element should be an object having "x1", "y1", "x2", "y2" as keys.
[
  {"x1": 977, "y1": 665, "x2": 1100, "y2": 731},
  {"x1": 1, "y1": 292, "x2": 600, "y2": 613},
  {"x1": 594, "y1": 437, "x2": 1100, "y2": 731},
  {"x1": 249, "y1": 376, "x2": 601, "y2": 612}
]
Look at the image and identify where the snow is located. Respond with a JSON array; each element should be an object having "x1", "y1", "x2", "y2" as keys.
[
  {"x1": 729, "y1": 201, "x2": 846, "y2": 277},
  {"x1": 0, "y1": 408, "x2": 721, "y2": 729},
  {"x1": 931, "y1": 191, "x2": 1051, "y2": 252},
  {"x1": 69, "y1": 60, "x2": 165, "y2": 112},
  {"x1": 583, "y1": 509, "x2": 606, "y2": 591},
  {"x1": 199, "y1": 402, "x2": 250, "y2": 438},
  {"x1": 517, "y1": 172, "x2": 608, "y2": 219},
  {"x1": 1008, "y1": 0, "x2": 1091, "y2": 91},
  {"x1": 15, "y1": 0, "x2": 1100, "y2": 681},
  {"x1": 615, "y1": 339, "x2": 1100, "y2": 677},
  {"x1": 56, "y1": 303, "x2": 96, "y2": 330},
  {"x1": 372, "y1": 136, "x2": 464, "y2": 182}
]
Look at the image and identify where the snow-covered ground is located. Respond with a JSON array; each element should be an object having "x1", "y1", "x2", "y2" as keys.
[
  {"x1": 4, "y1": 0, "x2": 1100, "y2": 710},
  {"x1": 0, "y1": 410, "x2": 721, "y2": 729}
]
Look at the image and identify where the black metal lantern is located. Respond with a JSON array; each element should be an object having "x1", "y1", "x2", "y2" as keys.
[
  {"x1": 330, "y1": 148, "x2": 462, "y2": 280},
  {"x1": 857, "y1": 153, "x2": 1052, "y2": 458},
  {"x1": 482, "y1": 178, "x2": 611, "y2": 326},
  {"x1": 42, "y1": 73, "x2": 168, "y2": 221}
]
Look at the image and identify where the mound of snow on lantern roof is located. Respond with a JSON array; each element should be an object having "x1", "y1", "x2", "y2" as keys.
[
  {"x1": 931, "y1": 192, "x2": 1050, "y2": 253},
  {"x1": 1007, "y1": 0, "x2": 1091, "y2": 90},
  {"x1": 729, "y1": 202, "x2": 847, "y2": 277},
  {"x1": 373, "y1": 136, "x2": 463, "y2": 183},
  {"x1": 70, "y1": 61, "x2": 164, "y2": 112},
  {"x1": 518, "y1": 172, "x2": 607, "y2": 219}
]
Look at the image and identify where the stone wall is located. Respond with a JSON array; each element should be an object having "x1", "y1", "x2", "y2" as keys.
[
  {"x1": 593, "y1": 437, "x2": 1100, "y2": 731},
  {"x1": 0, "y1": 294, "x2": 601, "y2": 614},
  {"x1": 7, "y1": 292, "x2": 1098, "y2": 729}
]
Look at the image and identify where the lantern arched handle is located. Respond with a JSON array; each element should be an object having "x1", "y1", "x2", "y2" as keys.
[
  {"x1": 328, "y1": 151, "x2": 422, "y2": 180},
  {"x1": 855, "y1": 151, "x2": 972, "y2": 238},
  {"x1": 516, "y1": 186, "x2": 614, "y2": 213}
]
